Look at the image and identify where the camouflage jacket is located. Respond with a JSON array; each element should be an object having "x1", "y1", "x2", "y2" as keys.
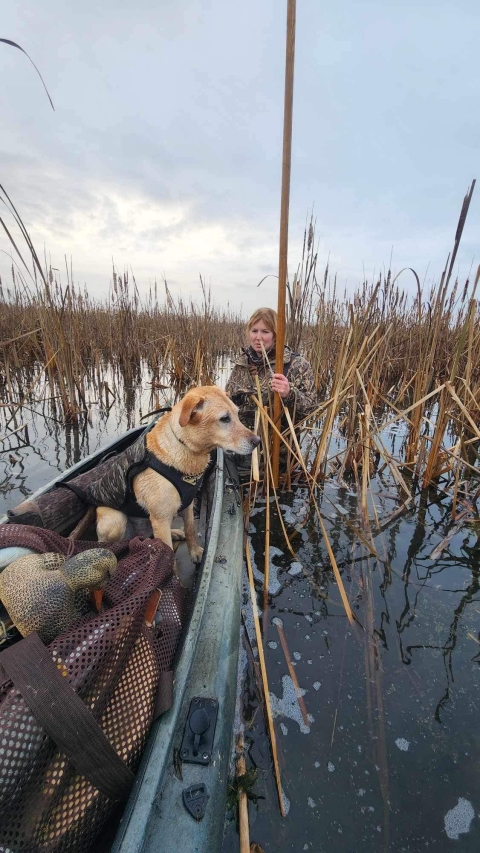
[{"x1": 225, "y1": 345, "x2": 317, "y2": 427}]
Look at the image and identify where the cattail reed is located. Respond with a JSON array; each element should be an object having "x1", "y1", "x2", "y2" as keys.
[{"x1": 1, "y1": 186, "x2": 479, "y2": 500}]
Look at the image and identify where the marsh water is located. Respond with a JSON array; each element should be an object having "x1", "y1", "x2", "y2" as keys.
[
  {"x1": 223, "y1": 484, "x2": 480, "y2": 853},
  {"x1": 1, "y1": 371, "x2": 479, "y2": 852}
]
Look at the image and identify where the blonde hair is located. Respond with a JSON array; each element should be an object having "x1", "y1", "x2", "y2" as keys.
[{"x1": 246, "y1": 307, "x2": 277, "y2": 339}]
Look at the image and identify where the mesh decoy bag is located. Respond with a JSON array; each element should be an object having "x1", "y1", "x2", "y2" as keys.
[{"x1": 0, "y1": 525, "x2": 187, "y2": 853}]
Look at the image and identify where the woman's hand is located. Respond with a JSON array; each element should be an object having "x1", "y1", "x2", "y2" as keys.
[{"x1": 270, "y1": 373, "x2": 290, "y2": 398}]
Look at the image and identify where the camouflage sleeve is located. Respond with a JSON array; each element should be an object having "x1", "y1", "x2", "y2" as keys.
[
  {"x1": 285, "y1": 356, "x2": 317, "y2": 419},
  {"x1": 225, "y1": 363, "x2": 252, "y2": 407}
]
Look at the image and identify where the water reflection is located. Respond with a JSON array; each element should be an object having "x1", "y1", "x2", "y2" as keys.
[
  {"x1": 224, "y1": 476, "x2": 480, "y2": 853},
  {"x1": 0, "y1": 359, "x2": 232, "y2": 515},
  {"x1": 0, "y1": 363, "x2": 165, "y2": 515}
]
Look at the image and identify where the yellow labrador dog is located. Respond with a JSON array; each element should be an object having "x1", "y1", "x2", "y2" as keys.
[{"x1": 96, "y1": 385, "x2": 260, "y2": 565}]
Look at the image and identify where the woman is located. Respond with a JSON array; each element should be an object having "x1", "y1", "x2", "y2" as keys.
[{"x1": 225, "y1": 307, "x2": 317, "y2": 429}]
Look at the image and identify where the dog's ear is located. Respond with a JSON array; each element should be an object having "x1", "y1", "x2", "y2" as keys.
[{"x1": 179, "y1": 392, "x2": 206, "y2": 427}]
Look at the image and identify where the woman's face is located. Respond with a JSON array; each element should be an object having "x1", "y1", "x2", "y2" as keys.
[{"x1": 249, "y1": 321, "x2": 275, "y2": 354}]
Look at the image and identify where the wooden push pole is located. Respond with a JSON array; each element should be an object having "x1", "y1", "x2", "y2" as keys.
[
  {"x1": 237, "y1": 733, "x2": 250, "y2": 853},
  {"x1": 272, "y1": 0, "x2": 297, "y2": 486}
]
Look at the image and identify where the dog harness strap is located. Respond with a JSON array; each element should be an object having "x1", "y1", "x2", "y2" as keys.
[{"x1": 143, "y1": 451, "x2": 205, "y2": 512}]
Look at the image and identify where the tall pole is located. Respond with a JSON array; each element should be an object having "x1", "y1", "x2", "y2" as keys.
[{"x1": 272, "y1": 0, "x2": 296, "y2": 486}]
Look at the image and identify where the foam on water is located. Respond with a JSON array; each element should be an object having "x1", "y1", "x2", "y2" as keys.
[
  {"x1": 270, "y1": 674, "x2": 312, "y2": 734},
  {"x1": 251, "y1": 541, "x2": 283, "y2": 595},
  {"x1": 281, "y1": 789, "x2": 291, "y2": 816},
  {"x1": 444, "y1": 797, "x2": 475, "y2": 840}
]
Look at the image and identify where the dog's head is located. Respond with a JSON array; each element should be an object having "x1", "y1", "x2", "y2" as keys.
[{"x1": 177, "y1": 385, "x2": 260, "y2": 456}]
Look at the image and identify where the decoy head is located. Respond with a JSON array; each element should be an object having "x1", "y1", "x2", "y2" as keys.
[{"x1": 61, "y1": 548, "x2": 117, "y2": 592}]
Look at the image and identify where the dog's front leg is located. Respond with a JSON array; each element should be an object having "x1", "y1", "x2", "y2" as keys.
[
  {"x1": 181, "y1": 502, "x2": 204, "y2": 565},
  {"x1": 150, "y1": 517, "x2": 175, "y2": 552}
]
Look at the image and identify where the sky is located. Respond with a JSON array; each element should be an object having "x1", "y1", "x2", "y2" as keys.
[{"x1": 1, "y1": 0, "x2": 479, "y2": 316}]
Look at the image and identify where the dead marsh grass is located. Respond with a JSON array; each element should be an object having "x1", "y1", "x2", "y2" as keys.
[{"x1": 1, "y1": 183, "x2": 479, "y2": 509}]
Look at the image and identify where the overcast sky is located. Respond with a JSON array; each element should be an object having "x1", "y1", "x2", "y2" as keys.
[{"x1": 1, "y1": 0, "x2": 479, "y2": 315}]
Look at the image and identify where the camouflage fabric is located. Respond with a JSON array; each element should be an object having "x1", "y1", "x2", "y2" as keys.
[
  {"x1": 61, "y1": 434, "x2": 150, "y2": 517},
  {"x1": 225, "y1": 345, "x2": 317, "y2": 428}
]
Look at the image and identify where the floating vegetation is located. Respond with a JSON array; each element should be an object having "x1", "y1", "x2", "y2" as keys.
[{"x1": 226, "y1": 767, "x2": 261, "y2": 811}]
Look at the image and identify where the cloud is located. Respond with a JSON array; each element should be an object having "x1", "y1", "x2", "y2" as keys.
[
  {"x1": 0, "y1": 156, "x2": 284, "y2": 310},
  {"x1": 1, "y1": 0, "x2": 478, "y2": 315}
]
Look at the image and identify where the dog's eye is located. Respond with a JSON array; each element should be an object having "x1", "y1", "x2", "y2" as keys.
[{"x1": 219, "y1": 414, "x2": 231, "y2": 423}]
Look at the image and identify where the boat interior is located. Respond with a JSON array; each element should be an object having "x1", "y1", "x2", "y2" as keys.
[{"x1": 0, "y1": 421, "x2": 245, "y2": 853}]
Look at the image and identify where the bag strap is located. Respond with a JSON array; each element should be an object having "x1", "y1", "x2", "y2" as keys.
[
  {"x1": 0, "y1": 632, "x2": 135, "y2": 801},
  {"x1": 154, "y1": 669, "x2": 173, "y2": 719}
]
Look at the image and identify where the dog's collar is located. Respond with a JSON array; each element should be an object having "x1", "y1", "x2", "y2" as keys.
[
  {"x1": 167, "y1": 423, "x2": 210, "y2": 480},
  {"x1": 169, "y1": 422, "x2": 190, "y2": 449}
]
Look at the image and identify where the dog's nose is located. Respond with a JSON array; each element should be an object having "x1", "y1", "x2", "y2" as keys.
[{"x1": 251, "y1": 435, "x2": 261, "y2": 448}]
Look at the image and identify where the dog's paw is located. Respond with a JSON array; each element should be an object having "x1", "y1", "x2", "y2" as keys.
[
  {"x1": 189, "y1": 544, "x2": 204, "y2": 564},
  {"x1": 171, "y1": 529, "x2": 186, "y2": 541}
]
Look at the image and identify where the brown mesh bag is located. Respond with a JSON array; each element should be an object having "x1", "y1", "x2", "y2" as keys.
[{"x1": 0, "y1": 524, "x2": 188, "y2": 853}]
